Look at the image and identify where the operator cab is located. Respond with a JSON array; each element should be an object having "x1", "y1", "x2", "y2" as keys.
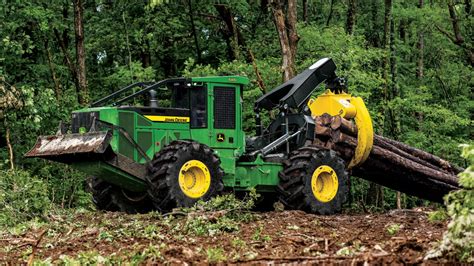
[{"x1": 87, "y1": 77, "x2": 249, "y2": 168}]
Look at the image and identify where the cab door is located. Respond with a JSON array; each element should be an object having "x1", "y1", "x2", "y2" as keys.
[{"x1": 189, "y1": 84, "x2": 211, "y2": 146}]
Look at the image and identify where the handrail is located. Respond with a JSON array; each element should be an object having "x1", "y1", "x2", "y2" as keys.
[
  {"x1": 111, "y1": 78, "x2": 188, "y2": 107},
  {"x1": 91, "y1": 82, "x2": 154, "y2": 107}
]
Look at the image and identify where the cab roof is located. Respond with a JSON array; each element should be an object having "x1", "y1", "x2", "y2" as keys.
[{"x1": 192, "y1": 76, "x2": 249, "y2": 86}]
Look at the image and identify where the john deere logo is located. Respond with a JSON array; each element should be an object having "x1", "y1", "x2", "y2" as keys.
[{"x1": 217, "y1": 133, "x2": 225, "y2": 142}]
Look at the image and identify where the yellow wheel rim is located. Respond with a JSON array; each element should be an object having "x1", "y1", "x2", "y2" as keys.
[
  {"x1": 178, "y1": 160, "x2": 211, "y2": 199},
  {"x1": 311, "y1": 165, "x2": 339, "y2": 203}
]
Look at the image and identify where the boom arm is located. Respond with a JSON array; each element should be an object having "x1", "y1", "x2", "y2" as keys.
[{"x1": 254, "y1": 58, "x2": 339, "y2": 111}]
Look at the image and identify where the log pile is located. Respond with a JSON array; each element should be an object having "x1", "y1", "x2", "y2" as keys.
[{"x1": 313, "y1": 114, "x2": 463, "y2": 203}]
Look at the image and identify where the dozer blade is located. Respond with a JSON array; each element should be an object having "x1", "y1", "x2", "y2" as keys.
[{"x1": 25, "y1": 131, "x2": 113, "y2": 163}]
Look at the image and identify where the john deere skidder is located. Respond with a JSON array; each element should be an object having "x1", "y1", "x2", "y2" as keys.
[{"x1": 26, "y1": 58, "x2": 374, "y2": 214}]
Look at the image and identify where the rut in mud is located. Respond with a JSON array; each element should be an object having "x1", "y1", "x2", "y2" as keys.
[{"x1": 0, "y1": 209, "x2": 454, "y2": 264}]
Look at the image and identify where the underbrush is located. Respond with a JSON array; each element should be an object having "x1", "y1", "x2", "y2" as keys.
[
  {"x1": 0, "y1": 169, "x2": 51, "y2": 227},
  {"x1": 426, "y1": 144, "x2": 474, "y2": 262},
  {"x1": 179, "y1": 190, "x2": 259, "y2": 236},
  {"x1": 0, "y1": 167, "x2": 93, "y2": 228}
]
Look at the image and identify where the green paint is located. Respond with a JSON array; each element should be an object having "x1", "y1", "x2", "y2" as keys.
[
  {"x1": 69, "y1": 76, "x2": 282, "y2": 194},
  {"x1": 73, "y1": 161, "x2": 147, "y2": 192}
]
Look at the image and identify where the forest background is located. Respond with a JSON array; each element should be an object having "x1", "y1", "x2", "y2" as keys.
[{"x1": 0, "y1": 0, "x2": 472, "y2": 224}]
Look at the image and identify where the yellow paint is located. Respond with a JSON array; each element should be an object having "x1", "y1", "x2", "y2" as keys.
[
  {"x1": 311, "y1": 165, "x2": 338, "y2": 203},
  {"x1": 348, "y1": 97, "x2": 373, "y2": 168},
  {"x1": 308, "y1": 91, "x2": 356, "y2": 118},
  {"x1": 178, "y1": 160, "x2": 211, "y2": 199},
  {"x1": 144, "y1": 115, "x2": 190, "y2": 123},
  {"x1": 308, "y1": 90, "x2": 374, "y2": 169}
]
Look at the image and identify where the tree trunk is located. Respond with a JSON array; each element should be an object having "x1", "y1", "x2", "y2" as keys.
[
  {"x1": 448, "y1": 1, "x2": 464, "y2": 44},
  {"x1": 303, "y1": 0, "x2": 308, "y2": 23},
  {"x1": 369, "y1": 0, "x2": 380, "y2": 47},
  {"x1": 4, "y1": 119, "x2": 14, "y2": 170},
  {"x1": 287, "y1": 0, "x2": 299, "y2": 63},
  {"x1": 73, "y1": 0, "x2": 88, "y2": 105},
  {"x1": 382, "y1": 0, "x2": 391, "y2": 105},
  {"x1": 271, "y1": 0, "x2": 298, "y2": 82},
  {"x1": 45, "y1": 39, "x2": 61, "y2": 100},
  {"x1": 466, "y1": 0, "x2": 472, "y2": 15},
  {"x1": 187, "y1": 0, "x2": 201, "y2": 62},
  {"x1": 122, "y1": 12, "x2": 133, "y2": 83},
  {"x1": 396, "y1": 192, "x2": 401, "y2": 209},
  {"x1": 215, "y1": 5, "x2": 266, "y2": 93},
  {"x1": 417, "y1": 0, "x2": 424, "y2": 78},
  {"x1": 54, "y1": 28, "x2": 77, "y2": 89},
  {"x1": 215, "y1": 4, "x2": 241, "y2": 60},
  {"x1": 435, "y1": 1, "x2": 473, "y2": 66},
  {"x1": 346, "y1": 0, "x2": 357, "y2": 35},
  {"x1": 140, "y1": 41, "x2": 151, "y2": 68},
  {"x1": 326, "y1": 0, "x2": 335, "y2": 26}
]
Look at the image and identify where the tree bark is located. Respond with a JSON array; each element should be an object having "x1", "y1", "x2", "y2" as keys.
[
  {"x1": 382, "y1": 0, "x2": 391, "y2": 113},
  {"x1": 314, "y1": 116, "x2": 461, "y2": 203},
  {"x1": 436, "y1": 1, "x2": 474, "y2": 66},
  {"x1": 417, "y1": 0, "x2": 424, "y2": 78},
  {"x1": 396, "y1": 191, "x2": 401, "y2": 209},
  {"x1": 44, "y1": 39, "x2": 61, "y2": 100},
  {"x1": 346, "y1": 0, "x2": 357, "y2": 35},
  {"x1": 54, "y1": 28, "x2": 77, "y2": 88},
  {"x1": 326, "y1": 0, "x2": 335, "y2": 26},
  {"x1": 383, "y1": 0, "x2": 392, "y2": 48},
  {"x1": 214, "y1": 5, "x2": 267, "y2": 93},
  {"x1": 448, "y1": 1, "x2": 464, "y2": 44},
  {"x1": 215, "y1": 4, "x2": 241, "y2": 60},
  {"x1": 249, "y1": 49, "x2": 267, "y2": 94},
  {"x1": 271, "y1": 0, "x2": 299, "y2": 82},
  {"x1": 466, "y1": 0, "x2": 472, "y2": 16},
  {"x1": 122, "y1": 12, "x2": 133, "y2": 83},
  {"x1": 4, "y1": 120, "x2": 14, "y2": 170},
  {"x1": 303, "y1": 0, "x2": 308, "y2": 23},
  {"x1": 73, "y1": 0, "x2": 88, "y2": 105},
  {"x1": 187, "y1": 0, "x2": 201, "y2": 62},
  {"x1": 369, "y1": 0, "x2": 380, "y2": 47},
  {"x1": 388, "y1": 16, "x2": 400, "y2": 138}
]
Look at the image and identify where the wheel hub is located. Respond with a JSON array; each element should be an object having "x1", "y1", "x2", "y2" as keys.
[
  {"x1": 178, "y1": 160, "x2": 211, "y2": 199},
  {"x1": 311, "y1": 165, "x2": 339, "y2": 203}
]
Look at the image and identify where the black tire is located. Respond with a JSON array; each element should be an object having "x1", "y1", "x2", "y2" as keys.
[
  {"x1": 146, "y1": 140, "x2": 224, "y2": 212},
  {"x1": 87, "y1": 176, "x2": 152, "y2": 214},
  {"x1": 277, "y1": 147, "x2": 349, "y2": 215}
]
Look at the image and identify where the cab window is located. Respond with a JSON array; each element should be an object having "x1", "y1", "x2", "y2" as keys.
[{"x1": 190, "y1": 86, "x2": 207, "y2": 128}]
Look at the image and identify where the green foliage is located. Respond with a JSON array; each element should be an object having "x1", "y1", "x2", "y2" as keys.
[
  {"x1": 206, "y1": 247, "x2": 226, "y2": 263},
  {"x1": 428, "y1": 209, "x2": 448, "y2": 223},
  {"x1": 181, "y1": 190, "x2": 259, "y2": 236},
  {"x1": 1, "y1": 0, "x2": 472, "y2": 216},
  {"x1": 102, "y1": 61, "x2": 156, "y2": 97},
  {"x1": 386, "y1": 223, "x2": 401, "y2": 235},
  {"x1": 252, "y1": 224, "x2": 271, "y2": 242},
  {"x1": 0, "y1": 169, "x2": 51, "y2": 227},
  {"x1": 426, "y1": 145, "x2": 474, "y2": 262}
]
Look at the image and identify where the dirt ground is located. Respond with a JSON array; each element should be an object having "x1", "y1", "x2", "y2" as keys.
[{"x1": 0, "y1": 209, "x2": 455, "y2": 264}]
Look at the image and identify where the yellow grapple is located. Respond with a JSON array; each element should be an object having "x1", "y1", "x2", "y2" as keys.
[{"x1": 308, "y1": 90, "x2": 374, "y2": 169}]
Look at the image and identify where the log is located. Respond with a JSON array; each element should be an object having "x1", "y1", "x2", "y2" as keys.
[
  {"x1": 330, "y1": 116, "x2": 462, "y2": 174},
  {"x1": 333, "y1": 132, "x2": 459, "y2": 186},
  {"x1": 377, "y1": 135, "x2": 463, "y2": 174},
  {"x1": 313, "y1": 116, "x2": 461, "y2": 203}
]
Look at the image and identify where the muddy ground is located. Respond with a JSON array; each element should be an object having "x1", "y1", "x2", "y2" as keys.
[{"x1": 0, "y1": 209, "x2": 455, "y2": 264}]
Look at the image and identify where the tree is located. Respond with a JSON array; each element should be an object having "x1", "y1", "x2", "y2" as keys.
[
  {"x1": 346, "y1": 0, "x2": 357, "y2": 35},
  {"x1": 416, "y1": 0, "x2": 424, "y2": 79},
  {"x1": 270, "y1": 0, "x2": 299, "y2": 82},
  {"x1": 436, "y1": 1, "x2": 474, "y2": 66},
  {"x1": 73, "y1": 0, "x2": 88, "y2": 105}
]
